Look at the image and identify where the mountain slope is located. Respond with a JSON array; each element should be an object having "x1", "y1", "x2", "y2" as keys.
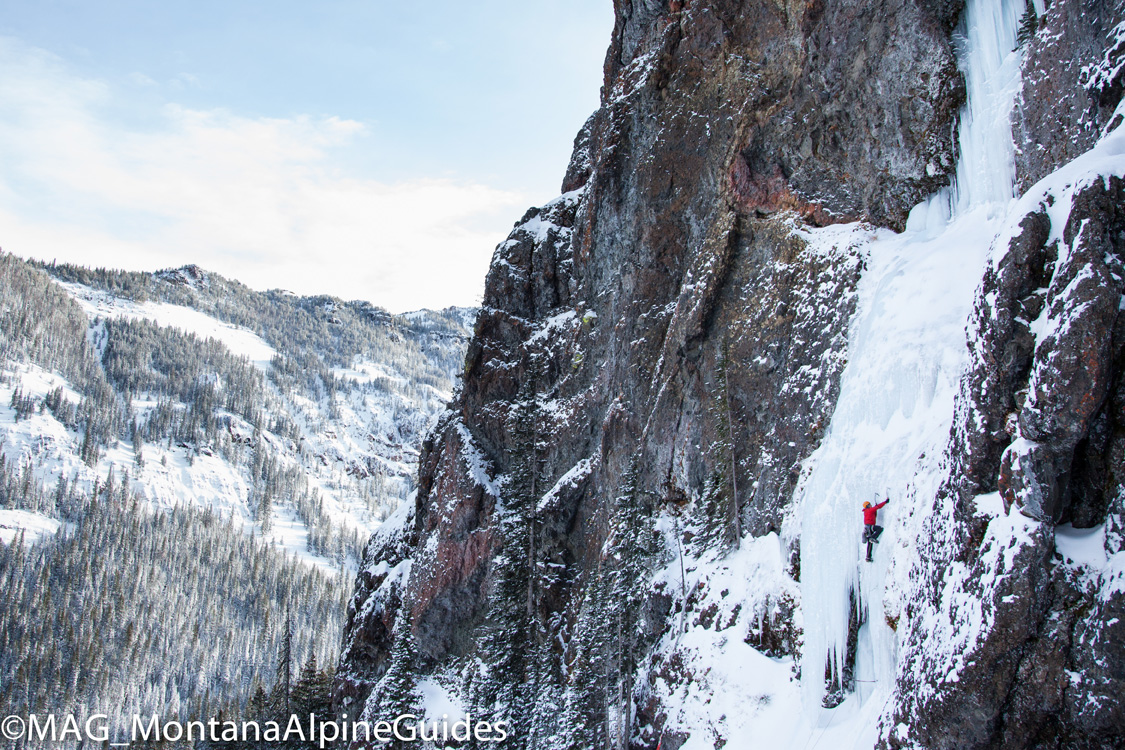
[
  {"x1": 0, "y1": 254, "x2": 472, "y2": 729},
  {"x1": 2, "y1": 257, "x2": 472, "y2": 567}
]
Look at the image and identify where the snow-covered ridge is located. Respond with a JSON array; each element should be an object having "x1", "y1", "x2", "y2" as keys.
[
  {"x1": 1, "y1": 262, "x2": 473, "y2": 577},
  {"x1": 59, "y1": 280, "x2": 277, "y2": 371}
]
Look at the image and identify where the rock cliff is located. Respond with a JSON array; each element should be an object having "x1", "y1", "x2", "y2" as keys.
[{"x1": 336, "y1": 1, "x2": 1125, "y2": 748}]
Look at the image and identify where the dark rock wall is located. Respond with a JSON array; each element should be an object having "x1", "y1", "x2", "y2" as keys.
[
  {"x1": 1014, "y1": 0, "x2": 1123, "y2": 191},
  {"x1": 337, "y1": 0, "x2": 1125, "y2": 747},
  {"x1": 890, "y1": 176, "x2": 1125, "y2": 750},
  {"x1": 338, "y1": 0, "x2": 961, "y2": 730}
]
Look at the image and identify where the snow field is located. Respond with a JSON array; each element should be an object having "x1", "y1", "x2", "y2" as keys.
[
  {"x1": 647, "y1": 529, "x2": 802, "y2": 750},
  {"x1": 59, "y1": 280, "x2": 278, "y2": 371}
]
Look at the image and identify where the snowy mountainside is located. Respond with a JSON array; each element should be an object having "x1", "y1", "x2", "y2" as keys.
[
  {"x1": 2, "y1": 257, "x2": 473, "y2": 569},
  {"x1": 0, "y1": 252, "x2": 474, "y2": 729}
]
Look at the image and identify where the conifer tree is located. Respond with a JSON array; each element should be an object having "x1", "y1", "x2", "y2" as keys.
[
  {"x1": 472, "y1": 355, "x2": 544, "y2": 743},
  {"x1": 371, "y1": 620, "x2": 422, "y2": 750},
  {"x1": 1016, "y1": 0, "x2": 1039, "y2": 47},
  {"x1": 713, "y1": 338, "x2": 741, "y2": 548},
  {"x1": 132, "y1": 421, "x2": 144, "y2": 468},
  {"x1": 248, "y1": 682, "x2": 270, "y2": 723},
  {"x1": 562, "y1": 458, "x2": 654, "y2": 750},
  {"x1": 270, "y1": 606, "x2": 294, "y2": 719},
  {"x1": 288, "y1": 653, "x2": 332, "y2": 749}
]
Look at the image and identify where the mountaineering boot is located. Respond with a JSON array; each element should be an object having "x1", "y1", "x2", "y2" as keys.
[{"x1": 865, "y1": 541, "x2": 873, "y2": 562}]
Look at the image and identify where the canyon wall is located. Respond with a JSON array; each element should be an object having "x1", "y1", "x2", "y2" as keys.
[{"x1": 337, "y1": 1, "x2": 1125, "y2": 748}]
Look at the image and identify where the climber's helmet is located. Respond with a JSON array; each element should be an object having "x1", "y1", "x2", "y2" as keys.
[{"x1": 863, "y1": 501, "x2": 872, "y2": 509}]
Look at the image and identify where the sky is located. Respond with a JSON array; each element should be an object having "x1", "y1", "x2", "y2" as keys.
[{"x1": 0, "y1": 1, "x2": 615, "y2": 312}]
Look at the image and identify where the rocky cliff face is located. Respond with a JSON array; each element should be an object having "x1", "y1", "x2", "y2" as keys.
[{"x1": 336, "y1": 1, "x2": 1125, "y2": 748}]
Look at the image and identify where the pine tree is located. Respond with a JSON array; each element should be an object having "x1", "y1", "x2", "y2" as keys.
[
  {"x1": 562, "y1": 556, "x2": 614, "y2": 750},
  {"x1": 288, "y1": 653, "x2": 332, "y2": 749},
  {"x1": 371, "y1": 621, "x2": 422, "y2": 750},
  {"x1": 713, "y1": 338, "x2": 741, "y2": 549},
  {"x1": 471, "y1": 357, "x2": 544, "y2": 743},
  {"x1": 607, "y1": 459, "x2": 653, "y2": 750},
  {"x1": 562, "y1": 458, "x2": 654, "y2": 750},
  {"x1": 80, "y1": 427, "x2": 99, "y2": 467},
  {"x1": 132, "y1": 421, "x2": 145, "y2": 468},
  {"x1": 257, "y1": 490, "x2": 273, "y2": 534},
  {"x1": 1016, "y1": 0, "x2": 1039, "y2": 48},
  {"x1": 247, "y1": 681, "x2": 270, "y2": 723},
  {"x1": 270, "y1": 606, "x2": 294, "y2": 719}
]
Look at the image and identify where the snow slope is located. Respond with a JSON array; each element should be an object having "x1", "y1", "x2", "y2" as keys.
[
  {"x1": 58, "y1": 280, "x2": 277, "y2": 370},
  {"x1": 0, "y1": 273, "x2": 470, "y2": 575},
  {"x1": 0, "y1": 508, "x2": 61, "y2": 545}
]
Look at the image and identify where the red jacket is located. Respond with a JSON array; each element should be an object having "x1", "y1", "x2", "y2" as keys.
[{"x1": 863, "y1": 500, "x2": 888, "y2": 525}]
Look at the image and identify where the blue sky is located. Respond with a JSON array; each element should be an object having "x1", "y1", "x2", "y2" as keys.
[{"x1": 0, "y1": 1, "x2": 614, "y2": 311}]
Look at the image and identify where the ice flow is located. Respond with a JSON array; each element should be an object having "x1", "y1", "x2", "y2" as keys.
[{"x1": 792, "y1": 0, "x2": 1024, "y2": 726}]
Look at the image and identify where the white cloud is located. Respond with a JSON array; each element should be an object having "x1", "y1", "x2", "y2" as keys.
[
  {"x1": 0, "y1": 37, "x2": 530, "y2": 312},
  {"x1": 128, "y1": 72, "x2": 157, "y2": 87}
]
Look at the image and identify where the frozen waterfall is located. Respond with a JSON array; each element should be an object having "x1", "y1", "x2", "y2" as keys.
[
  {"x1": 792, "y1": 0, "x2": 1026, "y2": 738},
  {"x1": 952, "y1": 0, "x2": 1025, "y2": 211}
]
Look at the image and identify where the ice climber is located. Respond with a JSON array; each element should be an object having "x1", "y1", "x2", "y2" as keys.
[{"x1": 862, "y1": 498, "x2": 888, "y2": 562}]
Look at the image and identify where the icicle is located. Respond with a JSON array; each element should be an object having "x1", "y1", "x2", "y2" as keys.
[{"x1": 951, "y1": 0, "x2": 1025, "y2": 214}]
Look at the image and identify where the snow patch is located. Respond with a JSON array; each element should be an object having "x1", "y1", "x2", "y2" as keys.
[
  {"x1": 1055, "y1": 523, "x2": 1108, "y2": 570},
  {"x1": 416, "y1": 679, "x2": 467, "y2": 722},
  {"x1": 537, "y1": 458, "x2": 594, "y2": 511},
  {"x1": 58, "y1": 281, "x2": 276, "y2": 370},
  {"x1": 0, "y1": 508, "x2": 63, "y2": 545},
  {"x1": 455, "y1": 422, "x2": 500, "y2": 498}
]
